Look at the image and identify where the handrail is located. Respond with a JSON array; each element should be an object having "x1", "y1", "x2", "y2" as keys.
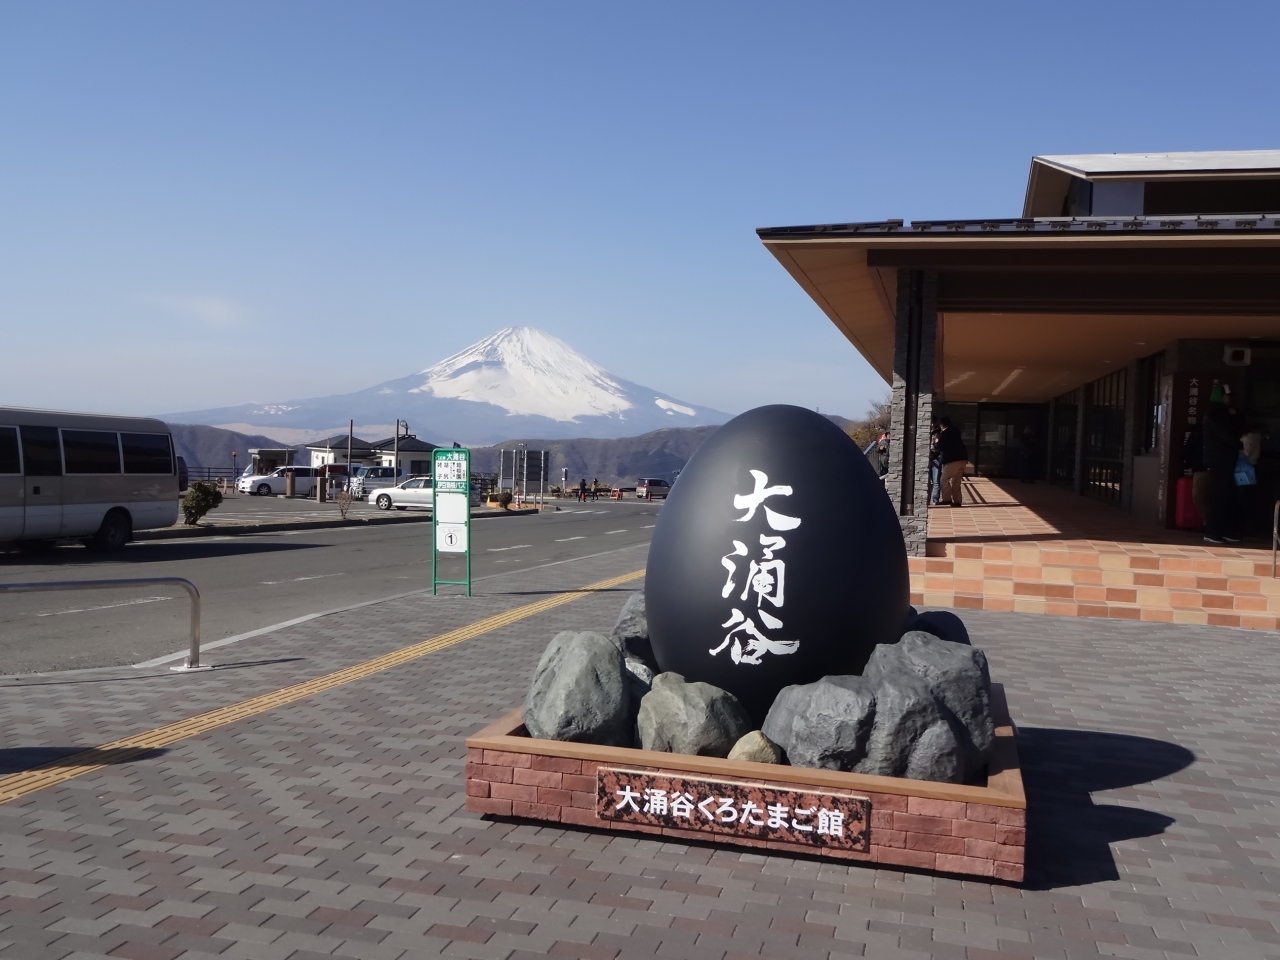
[
  {"x1": 1273, "y1": 501, "x2": 1280, "y2": 578},
  {"x1": 0, "y1": 578, "x2": 208, "y2": 671}
]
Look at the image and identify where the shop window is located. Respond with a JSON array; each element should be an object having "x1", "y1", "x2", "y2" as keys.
[
  {"x1": 1051, "y1": 392, "x2": 1078, "y2": 484},
  {"x1": 1083, "y1": 370, "x2": 1127, "y2": 505}
]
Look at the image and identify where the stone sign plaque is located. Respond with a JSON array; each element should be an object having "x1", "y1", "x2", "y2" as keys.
[{"x1": 597, "y1": 767, "x2": 870, "y2": 852}]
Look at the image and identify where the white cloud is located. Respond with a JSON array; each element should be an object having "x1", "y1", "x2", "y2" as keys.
[{"x1": 149, "y1": 296, "x2": 249, "y2": 330}]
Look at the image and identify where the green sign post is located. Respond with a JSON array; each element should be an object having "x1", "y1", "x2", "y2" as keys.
[{"x1": 432, "y1": 447, "x2": 471, "y2": 596}]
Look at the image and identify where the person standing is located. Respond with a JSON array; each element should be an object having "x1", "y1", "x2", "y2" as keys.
[
  {"x1": 936, "y1": 417, "x2": 968, "y2": 507},
  {"x1": 1202, "y1": 384, "x2": 1242, "y2": 544},
  {"x1": 876, "y1": 430, "x2": 892, "y2": 477},
  {"x1": 578, "y1": 477, "x2": 588, "y2": 502},
  {"x1": 591, "y1": 478, "x2": 599, "y2": 501},
  {"x1": 929, "y1": 421, "x2": 942, "y2": 504}
]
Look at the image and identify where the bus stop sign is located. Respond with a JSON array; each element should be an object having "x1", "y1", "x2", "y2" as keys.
[{"x1": 432, "y1": 447, "x2": 471, "y2": 595}]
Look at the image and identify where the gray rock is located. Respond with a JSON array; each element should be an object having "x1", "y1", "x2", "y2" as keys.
[
  {"x1": 856, "y1": 670, "x2": 965, "y2": 782},
  {"x1": 864, "y1": 631, "x2": 994, "y2": 778},
  {"x1": 522, "y1": 631, "x2": 631, "y2": 747},
  {"x1": 904, "y1": 721, "x2": 967, "y2": 782},
  {"x1": 623, "y1": 655, "x2": 654, "y2": 704},
  {"x1": 761, "y1": 676, "x2": 877, "y2": 771},
  {"x1": 610, "y1": 591, "x2": 656, "y2": 667},
  {"x1": 727, "y1": 730, "x2": 783, "y2": 764},
  {"x1": 637, "y1": 673, "x2": 753, "y2": 757},
  {"x1": 903, "y1": 609, "x2": 970, "y2": 645}
]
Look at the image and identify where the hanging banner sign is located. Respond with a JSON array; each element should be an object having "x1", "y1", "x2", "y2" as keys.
[{"x1": 432, "y1": 448, "x2": 472, "y2": 595}]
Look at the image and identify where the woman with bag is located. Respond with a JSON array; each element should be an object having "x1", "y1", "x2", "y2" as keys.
[{"x1": 1202, "y1": 384, "x2": 1243, "y2": 544}]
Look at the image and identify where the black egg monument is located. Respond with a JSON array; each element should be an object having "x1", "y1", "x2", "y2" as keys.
[{"x1": 645, "y1": 404, "x2": 910, "y2": 723}]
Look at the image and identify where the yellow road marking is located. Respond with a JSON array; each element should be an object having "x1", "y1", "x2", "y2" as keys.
[{"x1": 0, "y1": 569, "x2": 645, "y2": 804}]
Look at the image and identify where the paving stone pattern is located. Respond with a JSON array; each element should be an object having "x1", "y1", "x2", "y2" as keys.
[{"x1": 0, "y1": 543, "x2": 1276, "y2": 959}]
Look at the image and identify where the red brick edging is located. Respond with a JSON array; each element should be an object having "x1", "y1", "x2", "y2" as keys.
[{"x1": 465, "y1": 685, "x2": 1025, "y2": 882}]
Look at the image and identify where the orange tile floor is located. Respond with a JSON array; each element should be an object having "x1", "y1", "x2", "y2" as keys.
[{"x1": 911, "y1": 478, "x2": 1280, "y2": 630}]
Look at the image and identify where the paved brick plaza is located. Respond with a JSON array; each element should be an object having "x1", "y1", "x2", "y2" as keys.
[{"x1": 0, "y1": 542, "x2": 1276, "y2": 959}]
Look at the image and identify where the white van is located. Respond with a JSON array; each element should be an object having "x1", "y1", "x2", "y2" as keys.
[
  {"x1": 236, "y1": 466, "x2": 317, "y2": 496},
  {"x1": 0, "y1": 407, "x2": 179, "y2": 550}
]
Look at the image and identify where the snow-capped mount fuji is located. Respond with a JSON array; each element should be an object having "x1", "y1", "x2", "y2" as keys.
[{"x1": 167, "y1": 327, "x2": 730, "y2": 445}]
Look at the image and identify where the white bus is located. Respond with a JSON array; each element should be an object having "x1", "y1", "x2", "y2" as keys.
[{"x1": 0, "y1": 407, "x2": 179, "y2": 551}]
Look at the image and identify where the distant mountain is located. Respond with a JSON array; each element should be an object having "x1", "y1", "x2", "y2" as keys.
[
  {"x1": 167, "y1": 326, "x2": 731, "y2": 445},
  {"x1": 469, "y1": 425, "x2": 722, "y2": 488},
  {"x1": 167, "y1": 423, "x2": 288, "y2": 473}
]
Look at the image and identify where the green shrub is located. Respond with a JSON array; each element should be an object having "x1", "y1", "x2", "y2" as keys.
[
  {"x1": 498, "y1": 489, "x2": 513, "y2": 510},
  {"x1": 182, "y1": 481, "x2": 224, "y2": 525}
]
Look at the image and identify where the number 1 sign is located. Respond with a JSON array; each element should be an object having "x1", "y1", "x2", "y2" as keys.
[{"x1": 432, "y1": 447, "x2": 471, "y2": 596}]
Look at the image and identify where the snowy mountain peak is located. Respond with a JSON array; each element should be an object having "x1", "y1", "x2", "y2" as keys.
[
  {"x1": 410, "y1": 326, "x2": 634, "y2": 421},
  {"x1": 166, "y1": 326, "x2": 731, "y2": 444}
]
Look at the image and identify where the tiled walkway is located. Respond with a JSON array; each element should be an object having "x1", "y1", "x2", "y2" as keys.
[
  {"x1": 0, "y1": 543, "x2": 1276, "y2": 958},
  {"x1": 911, "y1": 479, "x2": 1280, "y2": 629}
]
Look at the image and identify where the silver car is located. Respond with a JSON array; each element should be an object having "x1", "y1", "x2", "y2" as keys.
[
  {"x1": 373, "y1": 477, "x2": 434, "y2": 511},
  {"x1": 350, "y1": 466, "x2": 403, "y2": 499}
]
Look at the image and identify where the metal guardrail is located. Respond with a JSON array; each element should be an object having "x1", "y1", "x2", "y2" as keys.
[
  {"x1": 0, "y1": 578, "x2": 208, "y2": 671},
  {"x1": 1273, "y1": 501, "x2": 1279, "y2": 578}
]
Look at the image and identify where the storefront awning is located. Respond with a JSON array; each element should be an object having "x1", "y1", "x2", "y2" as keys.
[{"x1": 759, "y1": 217, "x2": 1280, "y2": 403}]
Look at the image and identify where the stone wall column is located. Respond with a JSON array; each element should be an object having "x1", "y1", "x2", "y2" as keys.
[{"x1": 886, "y1": 270, "x2": 937, "y2": 557}]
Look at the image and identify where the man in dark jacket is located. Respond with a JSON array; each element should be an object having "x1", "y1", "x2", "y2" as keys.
[
  {"x1": 936, "y1": 417, "x2": 968, "y2": 507},
  {"x1": 1202, "y1": 383, "x2": 1242, "y2": 543}
]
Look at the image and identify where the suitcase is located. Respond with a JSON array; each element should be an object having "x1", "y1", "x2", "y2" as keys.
[{"x1": 1174, "y1": 475, "x2": 1203, "y2": 529}]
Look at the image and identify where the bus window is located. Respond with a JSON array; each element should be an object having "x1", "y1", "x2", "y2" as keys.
[
  {"x1": 62, "y1": 430, "x2": 122, "y2": 474},
  {"x1": 121, "y1": 433, "x2": 173, "y2": 474},
  {"x1": 19, "y1": 426, "x2": 62, "y2": 476},
  {"x1": 0, "y1": 428, "x2": 18, "y2": 474}
]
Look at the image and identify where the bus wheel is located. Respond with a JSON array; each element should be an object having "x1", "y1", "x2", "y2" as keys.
[{"x1": 89, "y1": 510, "x2": 132, "y2": 552}]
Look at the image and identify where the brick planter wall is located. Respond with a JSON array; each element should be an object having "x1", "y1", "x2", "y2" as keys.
[{"x1": 466, "y1": 685, "x2": 1025, "y2": 882}]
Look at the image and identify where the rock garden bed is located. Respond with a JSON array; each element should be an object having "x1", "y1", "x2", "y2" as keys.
[
  {"x1": 465, "y1": 684, "x2": 1023, "y2": 880},
  {"x1": 466, "y1": 592, "x2": 1025, "y2": 881}
]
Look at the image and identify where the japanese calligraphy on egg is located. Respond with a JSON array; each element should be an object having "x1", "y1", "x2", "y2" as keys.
[
  {"x1": 712, "y1": 469, "x2": 803, "y2": 665},
  {"x1": 597, "y1": 767, "x2": 870, "y2": 851}
]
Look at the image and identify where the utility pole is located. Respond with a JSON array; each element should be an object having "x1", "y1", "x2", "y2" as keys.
[
  {"x1": 392, "y1": 419, "x2": 407, "y2": 479},
  {"x1": 346, "y1": 420, "x2": 353, "y2": 491}
]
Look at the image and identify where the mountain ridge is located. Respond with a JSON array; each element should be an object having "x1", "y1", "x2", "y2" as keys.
[{"x1": 167, "y1": 326, "x2": 730, "y2": 445}]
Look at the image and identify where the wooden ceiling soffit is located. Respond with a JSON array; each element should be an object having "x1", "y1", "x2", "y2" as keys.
[{"x1": 762, "y1": 243, "x2": 895, "y2": 382}]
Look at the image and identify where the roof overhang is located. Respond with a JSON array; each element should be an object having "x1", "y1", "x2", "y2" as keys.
[{"x1": 760, "y1": 219, "x2": 1280, "y2": 403}]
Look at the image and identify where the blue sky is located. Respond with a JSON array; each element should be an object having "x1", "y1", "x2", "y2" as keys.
[{"x1": 2, "y1": 2, "x2": 1277, "y2": 421}]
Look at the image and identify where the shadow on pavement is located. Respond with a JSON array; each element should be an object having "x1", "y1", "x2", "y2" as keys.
[
  {"x1": 1018, "y1": 726, "x2": 1194, "y2": 890},
  {"x1": 0, "y1": 540, "x2": 321, "y2": 566},
  {"x1": 0, "y1": 657, "x2": 305, "y2": 687},
  {"x1": 0, "y1": 745, "x2": 166, "y2": 776}
]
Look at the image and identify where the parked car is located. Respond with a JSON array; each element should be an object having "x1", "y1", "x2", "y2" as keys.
[
  {"x1": 236, "y1": 466, "x2": 317, "y2": 496},
  {"x1": 636, "y1": 477, "x2": 671, "y2": 500},
  {"x1": 372, "y1": 477, "x2": 434, "y2": 511},
  {"x1": 350, "y1": 465, "x2": 404, "y2": 499}
]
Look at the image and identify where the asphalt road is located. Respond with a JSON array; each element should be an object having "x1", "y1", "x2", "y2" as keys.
[{"x1": 0, "y1": 499, "x2": 659, "y2": 675}]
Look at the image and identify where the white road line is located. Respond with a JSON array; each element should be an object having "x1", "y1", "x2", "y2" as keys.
[
  {"x1": 554, "y1": 536, "x2": 586, "y2": 542},
  {"x1": 604, "y1": 530, "x2": 627, "y2": 535},
  {"x1": 133, "y1": 543, "x2": 652, "y2": 668},
  {"x1": 642, "y1": 524, "x2": 656, "y2": 528},
  {"x1": 259, "y1": 573, "x2": 345, "y2": 585},
  {"x1": 37, "y1": 596, "x2": 171, "y2": 618},
  {"x1": 486, "y1": 544, "x2": 531, "y2": 552}
]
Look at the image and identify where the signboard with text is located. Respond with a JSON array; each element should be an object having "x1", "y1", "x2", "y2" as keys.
[
  {"x1": 432, "y1": 448, "x2": 471, "y2": 595},
  {"x1": 597, "y1": 767, "x2": 870, "y2": 852}
]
